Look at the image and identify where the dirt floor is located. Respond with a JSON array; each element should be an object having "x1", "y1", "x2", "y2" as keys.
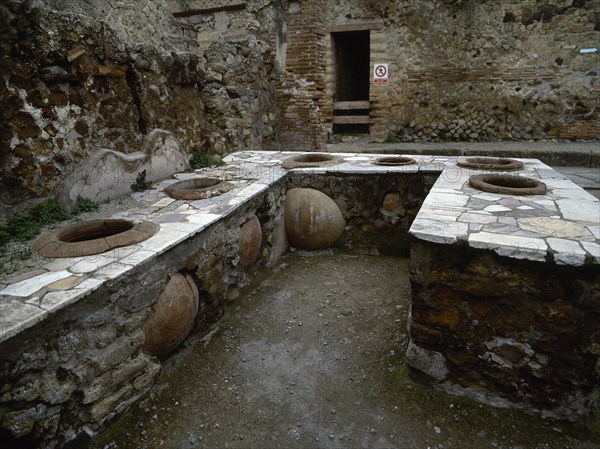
[{"x1": 90, "y1": 252, "x2": 600, "y2": 449}]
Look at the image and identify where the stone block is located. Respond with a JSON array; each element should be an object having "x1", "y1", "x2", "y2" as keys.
[
  {"x1": 87, "y1": 323, "x2": 118, "y2": 349},
  {"x1": 82, "y1": 373, "x2": 110, "y2": 405},
  {"x1": 40, "y1": 371, "x2": 76, "y2": 404},
  {"x1": 88, "y1": 330, "x2": 144, "y2": 374},
  {"x1": 2, "y1": 407, "x2": 38, "y2": 438},
  {"x1": 1, "y1": 373, "x2": 41, "y2": 402},
  {"x1": 88, "y1": 384, "x2": 134, "y2": 423},
  {"x1": 132, "y1": 362, "x2": 161, "y2": 392},
  {"x1": 110, "y1": 355, "x2": 149, "y2": 386}
]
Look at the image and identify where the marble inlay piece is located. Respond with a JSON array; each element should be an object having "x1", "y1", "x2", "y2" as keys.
[
  {"x1": 40, "y1": 290, "x2": 86, "y2": 312},
  {"x1": 411, "y1": 220, "x2": 469, "y2": 244},
  {"x1": 547, "y1": 238, "x2": 587, "y2": 266},
  {"x1": 151, "y1": 198, "x2": 175, "y2": 208},
  {"x1": 0, "y1": 300, "x2": 47, "y2": 340},
  {"x1": 423, "y1": 192, "x2": 469, "y2": 208},
  {"x1": 557, "y1": 199, "x2": 600, "y2": 222},
  {"x1": 137, "y1": 228, "x2": 189, "y2": 253},
  {"x1": 484, "y1": 205, "x2": 512, "y2": 213},
  {"x1": 581, "y1": 241, "x2": 600, "y2": 263},
  {"x1": 469, "y1": 232, "x2": 547, "y2": 261},
  {"x1": 518, "y1": 217, "x2": 593, "y2": 239},
  {"x1": 0, "y1": 271, "x2": 72, "y2": 297},
  {"x1": 69, "y1": 255, "x2": 115, "y2": 274},
  {"x1": 459, "y1": 212, "x2": 498, "y2": 224},
  {"x1": 94, "y1": 263, "x2": 134, "y2": 280}
]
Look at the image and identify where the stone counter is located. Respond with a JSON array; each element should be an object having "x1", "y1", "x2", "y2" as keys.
[{"x1": 406, "y1": 158, "x2": 600, "y2": 421}]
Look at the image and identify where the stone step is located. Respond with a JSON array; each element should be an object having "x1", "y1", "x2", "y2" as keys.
[{"x1": 326, "y1": 140, "x2": 600, "y2": 168}]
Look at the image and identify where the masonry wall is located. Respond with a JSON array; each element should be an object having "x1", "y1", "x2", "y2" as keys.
[
  {"x1": 277, "y1": 0, "x2": 600, "y2": 146},
  {"x1": 287, "y1": 171, "x2": 438, "y2": 255},
  {"x1": 0, "y1": 0, "x2": 280, "y2": 216},
  {"x1": 407, "y1": 240, "x2": 600, "y2": 421},
  {"x1": 275, "y1": 0, "x2": 328, "y2": 151}
]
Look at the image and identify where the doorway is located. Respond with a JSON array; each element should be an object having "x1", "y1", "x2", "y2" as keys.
[{"x1": 332, "y1": 30, "x2": 370, "y2": 134}]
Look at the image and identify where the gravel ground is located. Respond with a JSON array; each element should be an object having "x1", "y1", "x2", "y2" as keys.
[{"x1": 90, "y1": 253, "x2": 599, "y2": 449}]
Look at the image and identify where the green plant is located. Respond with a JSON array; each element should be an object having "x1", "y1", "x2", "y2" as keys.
[
  {"x1": 30, "y1": 198, "x2": 70, "y2": 225},
  {"x1": 6, "y1": 212, "x2": 41, "y2": 241},
  {"x1": 190, "y1": 149, "x2": 224, "y2": 169},
  {"x1": 0, "y1": 226, "x2": 10, "y2": 249},
  {"x1": 0, "y1": 199, "x2": 71, "y2": 248},
  {"x1": 72, "y1": 196, "x2": 99, "y2": 214}
]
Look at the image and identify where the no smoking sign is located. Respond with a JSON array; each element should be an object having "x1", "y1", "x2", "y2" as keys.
[{"x1": 373, "y1": 63, "x2": 388, "y2": 86}]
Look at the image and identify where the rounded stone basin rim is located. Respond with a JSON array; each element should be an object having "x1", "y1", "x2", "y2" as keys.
[
  {"x1": 469, "y1": 174, "x2": 547, "y2": 195},
  {"x1": 457, "y1": 156, "x2": 524, "y2": 171},
  {"x1": 373, "y1": 156, "x2": 417, "y2": 166},
  {"x1": 282, "y1": 153, "x2": 343, "y2": 170},
  {"x1": 32, "y1": 218, "x2": 159, "y2": 258},
  {"x1": 164, "y1": 177, "x2": 233, "y2": 200}
]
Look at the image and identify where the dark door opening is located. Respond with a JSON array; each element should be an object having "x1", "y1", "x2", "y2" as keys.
[{"x1": 332, "y1": 30, "x2": 370, "y2": 134}]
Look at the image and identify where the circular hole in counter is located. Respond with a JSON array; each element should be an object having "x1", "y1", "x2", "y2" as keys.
[
  {"x1": 457, "y1": 156, "x2": 524, "y2": 171},
  {"x1": 32, "y1": 219, "x2": 159, "y2": 258},
  {"x1": 373, "y1": 156, "x2": 417, "y2": 166},
  {"x1": 282, "y1": 153, "x2": 343, "y2": 170},
  {"x1": 164, "y1": 177, "x2": 233, "y2": 201},
  {"x1": 469, "y1": 174, "x2": 547, "y2": 195}
]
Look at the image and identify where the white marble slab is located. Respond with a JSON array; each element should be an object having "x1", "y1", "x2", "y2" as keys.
[
  {"x1": 0, "y1": 299, "x2": 47, "y2": 341},
  {"x1": 547, "y1": 238, "x2": 587, "y2": 266},
  {"x1": 0, "y1": 270, "x2": 72, "y2": 297},
  {"x1": 469, "y1": 232, "x2": 547, "y2": 261}
]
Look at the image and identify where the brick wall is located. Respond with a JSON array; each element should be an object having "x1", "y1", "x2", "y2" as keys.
[{"x1": 275, "y1": 0, "x2": 327, "y2": 151}]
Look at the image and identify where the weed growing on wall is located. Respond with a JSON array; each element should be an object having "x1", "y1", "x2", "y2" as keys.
[
  {"x1": 190, "y1": 148, "x2": 225, "y2": 169},
  {"x1": 0, "y1": 197, "x2": 99, "y2": 251},
  {"x1": 72, "y1": 196, "x2": 100, "y2": 214}
]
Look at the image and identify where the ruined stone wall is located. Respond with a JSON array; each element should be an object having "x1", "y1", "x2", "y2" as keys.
[
  {"x1": 5, "y1": 0, "x2": 597, "y2": 211},
  {"x1": 0, "y1": 0, "x2": 280, "y2": 216},
  {"x1": 407, "y1": 240, "x2": 600, "y2": 420},
  {"x1": 0, "y1": 0, "x2": 205, "y2": 212},
  {"x1": 167, "y1": 0, "x2": 281, "y2": 155},
  {"x1": 325, "y1": 0, "x2": 600, "y2": 142},
  {"x1": 0, "y1": 184, "x2": 286, "y2": 448}
]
